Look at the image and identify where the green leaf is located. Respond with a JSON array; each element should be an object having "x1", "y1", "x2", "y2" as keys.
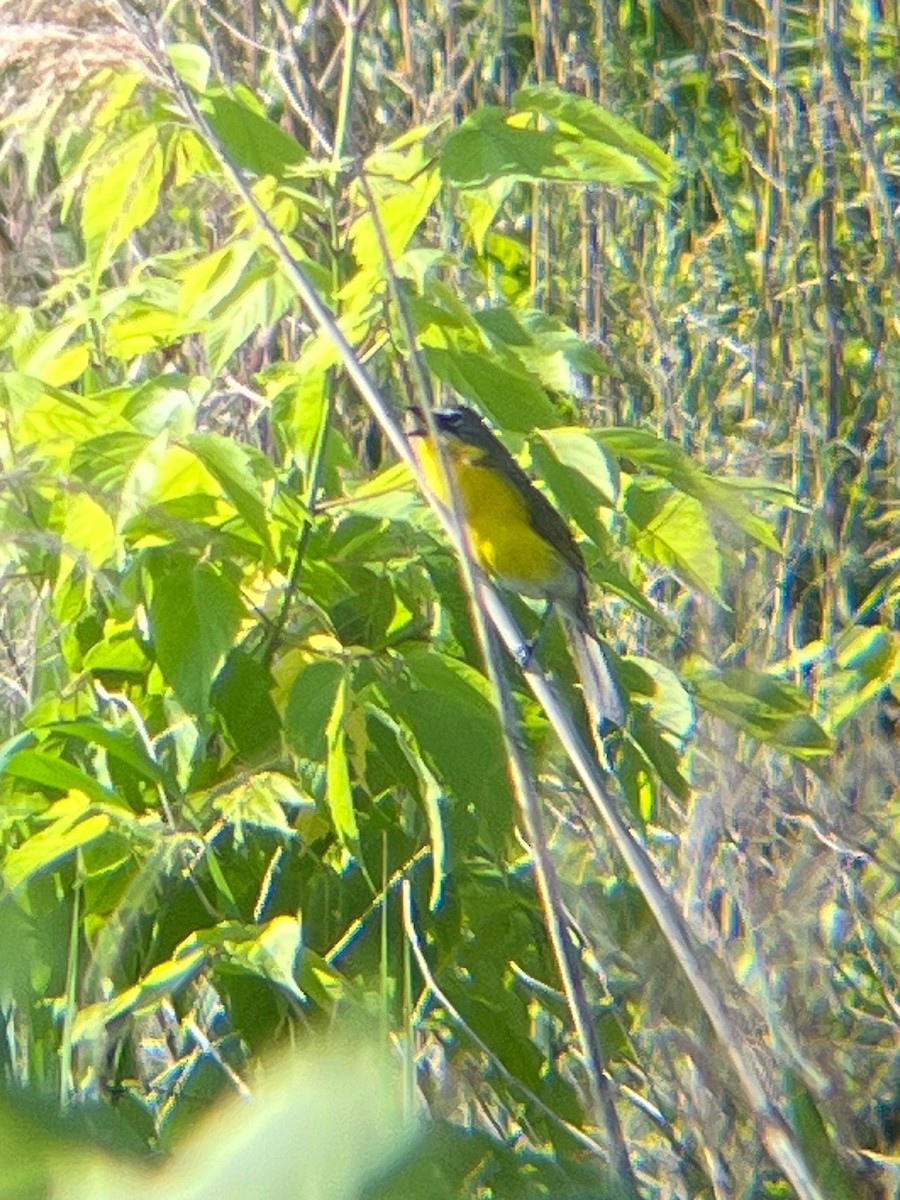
[
  {"x1": 784, "y1": 1072, "x2": 858, "y2": 1200},
  {"x1": 628, "y1": 656, "x2": 695, "y2": 738},
  {"x1": 0, "y1": 374, "x2": 120, "y2": 462},
  {"x1": 285, "y1": 658, "x2": 346, "y2": 762},
  {"x1": 46, "y1": 720, "x2": 168, "y2": 786},
  {"x1": 220, "y1": 915, "x2": 307, "y2": 1005},
  {"x1": 538, "y1": 427, "x2": 618, "y2": 504},
  {"x1": 185, "y1": 433, "x2": 274, "y2": 554},
  {"x1": 3, "y1": 793, "x2": 111, "y2": 891},
  {"x1": 441, "y1": 106, "x2": 566, "y2": 187},
  {"x1": 211, "y1": 650, "x2": 282, "y2": 758},
  {"x1": 325, "y1": 674, "x2": 361, "y2": 853},
  {"x1": 82, "y1": 624, "x2": 150, "y2": 678},
  {"x1": 514, "y1": 84, "x2": 675, "y2": 191},
  {"x1": 145, "y1": 552, "x2": 244, "y2": 716},
  {"x1": 12, "y1": 317, "x2": 89, "y2": 387},
  {"x1": 423, "y1": 346, "x2": 560, "y2": 431},
  {"x1": 203, "y1": 256, "x2": 297, "y2": 376},
  {"x1": 531, "y1": 427, "x2": 618, "y2": 549},
  {"x1": 167, "y1": 42, "x2": 212, "y2": 91},
  {"x1": 200, "y1": 91, "x2": 305, "y2": 177},
  {"x1": 596, "y1": 426, "x2": 783, "y2": 551},
  {"x1": 210, "y1": 772, "x2": 303, "y2": 842},
  {"x1": 56, "y1": 492, "x2": 117, "y2": 576},
  {"x1": 176, "y1": 241, "x2": 257, "y2": 324},
  {"x1": 441, "y1": 94, "x2": 672, "y2": 200},
  {"x1": 476, "y1": 308, "x2": 609, "y2": 391},
  {"x1": 596, "y1": 425, "x2": 703, "y2": 485},
  {"x1": 687, "y1": 666, "x2": 833, "y2": 760},
  {"x1": 105, "y1": 304, "x2": 190, "y2": 360},
  {"x1": 626, "y1": 481, "x2": 724, "y2": 603},
  {"x1": 71, "y1": 431, "x2": 153, "y2": 495},
  {"x1": 81, "y1": 125, "x2": 164, "y2": 278},
  {"x1": 627, "y1": 711, "x2": 691, "y2": 808},
  {"x1": 458, "y1": 177, "x2": 514, "y2": 254},
  {"x1": 380, "y1": 649, "x2": 511, "y2": 848},
  {"x1": 122, "y1": 374, "x2": 202, "y2": 435},
  {"x1": 367, "y1": 704, "x2": 448, "y2": 911},
  {"x1": 72, "y1": 945, "x2": 207, "y2": 1044},
  {"x1": 696, "y1": 475, "x2": 785, "y2": 552},
  {"x1": 2, "y1": 749, "x2": 119, "y2": 807},
  {"x1": 295, "y1": 948, "x2": 347, "y2": 1010},
  {"x1": 349, "y1": 155, "x2": 441, "y2": 265}
]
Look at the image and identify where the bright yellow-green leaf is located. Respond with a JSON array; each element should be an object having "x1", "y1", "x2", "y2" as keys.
[
  {"x1": 1, "y1": 374, "x2": 122, "y2": 462},
  {"x1": 424, "y1": 346, "x2": 560, "y2": 431},
  {"x1": 441, "y1": 94, "x2": 672, "y2": 201},
  {"x1": 105, "y1": 306, "x2": 193, "y2": 359},
  {"x1": 514, "y1": 84, "x2": 675, "y2": 189},
  {"x1": 242, "y1": 914, "x2": 305, "y2": 1002},
  {"x1": 535, "y1": 427, "x2": 619, "y2": 544},
  {"x1": 13, "y1": 319, "x2": 90, "y2": 386},
  {"x1": 176, "y1": 242, "x2": 257, "y2": 324},
  {"x1": 629, "y1": 484, "x2": 724, "y2": 603},
  {"x1": 203, "y1": 257, "x2": 297, "y2": 376},
  {"x1": 82, "y1": 126, "x2": 164, "y2": 277},
  {"x1": 349, "y1": 150, "x2": 441, "y2": 266},
  {"x1": 167, "y1": 42, "x2": 212, "y2": 91},
  {"x1": 458, "y1": 177, "x2": 514, "y2": 255},
  {"x1": 3, "y1": 792, "x2": 111, "y2": 891},
  {"x1": 211, "y1": 772, "x2": 304, "y2": 840},
  {"x1": 71, "y1": 946, "x2": 207, "y2": 1045},
  {"x1": 186, "y1": 432, "x2": 274, "y2": 554},
  {"x1": 686, "y1": 664, "x2": 833, "y2": 760},
  {"x1": 56, "y1": 492, "x2": 118, "y2": 589}
]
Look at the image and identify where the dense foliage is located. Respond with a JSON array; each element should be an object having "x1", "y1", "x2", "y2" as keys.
[{"x1": 0, "y1": 1, "x2": 897, "y2": 1197}]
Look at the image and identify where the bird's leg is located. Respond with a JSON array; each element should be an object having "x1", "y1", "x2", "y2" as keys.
[{"x1": 515, "y1": 600, "x2": 554, "y2": 668}]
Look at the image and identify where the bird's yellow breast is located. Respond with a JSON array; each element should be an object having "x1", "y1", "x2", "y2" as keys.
[{"x1": 414, "y1": 436, "x2": 578, "y2": 602}]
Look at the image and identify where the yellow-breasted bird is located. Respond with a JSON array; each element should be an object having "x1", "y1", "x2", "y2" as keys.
[{"x1": 405, "y1": 405, "x2": 624, "y2": 731}]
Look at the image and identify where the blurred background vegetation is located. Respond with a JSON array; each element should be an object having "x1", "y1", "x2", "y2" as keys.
[{"x1": 0, "y1": 0, "x2": 897, "y2": 1196}]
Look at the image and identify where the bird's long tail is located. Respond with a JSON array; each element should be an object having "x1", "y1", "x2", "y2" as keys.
[{"x1": 560, "y1": 611, "x2": 624, "y2": 734}]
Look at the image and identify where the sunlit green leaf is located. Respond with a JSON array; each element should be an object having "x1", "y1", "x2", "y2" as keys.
[
  {"x1": 47, "y1": 720, "x2": 168, "y2": 785},
  {"x1": 82, "y1": 125, "x2": 164, "y2": 277},
  {"x1": 186, "y1": 433, "x2": 274, "y2": 554},
  {"x1": 2, "y1": 749, "x2": 119, "y2": 807},
  {"x1": 514, "y1": 84, "x2": 675, "y2": 189},
  {"x1": 627, "y1": 481, "x2": 724, "y2": 602},
  {"x1": 687, "y1": 665, "x2": 833, "y2": 760},
  {"x1": 285, "y1": 658, "x2": 345, "y2": 763},
  {"x1": 145, "y1": 552, "x2": 244, "y2": 715},
  {"x1": 72, "y1": 946, "x2": 207, "y2": 1044},
  {"x1": 219, "y1": 915, "x2": 307, "y2": 1004},
  {"x1": 203, "y1": 256, "x2": 297, "y2": 376},
  {"x1": 532, "y1": 426, "x2": 618, "y2": 548},
  {"x1": 424, "y1": 346, "x2": 560, "y2": 431},
  {"x1": 442, "y1": 91, "x2": 672, "y2": 200},
  {"x1": 3, "y1": 793, "x2": 111, "y2": 891},
  {"x1": 349, "y1": 152, "x2": 441, "y2": 266},
  {"x1": 211, "y1": 772, "x2": 299, "y2": 842},
  {"x1": 167, "y1": 42, "x2": 212, "y2": 91},
  {"x1": 200, "y1": 90, "x2": 305, "y2": 177}
]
